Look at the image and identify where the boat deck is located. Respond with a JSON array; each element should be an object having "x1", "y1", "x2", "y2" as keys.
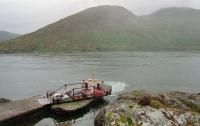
[
  {"x1": 51, "y1": 99, "x2": 93, "y2": 113},
  {"x1": 37, "y1": 98, "x2": 52, "y2": 105}
]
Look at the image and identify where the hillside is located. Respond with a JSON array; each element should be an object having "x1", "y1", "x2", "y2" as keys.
[
  {"x1": 0, "y1": 6, "x2": 200, "y2": 53},
  {"x1": 0, "y1": 31, "x2": 20, "y2": 42}
]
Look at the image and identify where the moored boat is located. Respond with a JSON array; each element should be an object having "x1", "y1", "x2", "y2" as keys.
[
  {"x1": 46, "y1": 79, "x2": 112, "y2": 104},
  {"x1": 48, "y1": 78, "x2": 112, "y2": 114}
]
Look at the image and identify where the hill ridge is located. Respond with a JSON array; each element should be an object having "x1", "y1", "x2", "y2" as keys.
[
  {"x1": 152, "y1": 7, "x2": 200, "y2": 16},
  {"x1": 0, "y1": 31, "x2": 20, "y2": 43},
  {"x1": 0, "y1": 5, "x2": 200, "y2": 53}
]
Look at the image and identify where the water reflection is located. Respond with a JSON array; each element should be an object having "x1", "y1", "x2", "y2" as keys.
[{"x1": 22, "y1": 98, "x2": 107, "y2": 126}]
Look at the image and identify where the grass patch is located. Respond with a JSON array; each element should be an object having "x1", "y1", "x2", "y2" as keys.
[
  {"x1": 106, "y1": 111, "x2": 113, "y2": 121},
  {"x1": 149, "y1": 99, "x2": 165, "y2": 109},
  {"x1": 129, "y1": 104, "x2": 133, "y2": 109},
  {"x1": 181, "y1": 100, "x2": 200, "y2": 113}
]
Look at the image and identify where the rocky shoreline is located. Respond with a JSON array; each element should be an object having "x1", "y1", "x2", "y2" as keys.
[
  {"x1": 0, "y1": 98, "x2": 10, "y2": 104},
  {"x1": 95, "y1": 90, "x2": 200, "y2": 126}
]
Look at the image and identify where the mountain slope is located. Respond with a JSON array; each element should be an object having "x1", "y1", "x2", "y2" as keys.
[
  {"x1": 137, "y1": 7, "x2": 200, "y2": 50},
  {"x1": 0, "y1": 6, "x2": 200, "y2": 53},
  {"x1": 0, "y1": 31, "x2": 20, "y2": 42}
]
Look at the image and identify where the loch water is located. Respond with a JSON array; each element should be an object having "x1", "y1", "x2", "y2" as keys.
[{"x1": 0, "y1": 52, "x2": 200, "y2": 126}]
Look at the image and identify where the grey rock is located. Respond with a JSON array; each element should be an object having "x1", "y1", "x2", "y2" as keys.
[{"x1": 95, "y1": 91, "x2": 200, "y2": 126}]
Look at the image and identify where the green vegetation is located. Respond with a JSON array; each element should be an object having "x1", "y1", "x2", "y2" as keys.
[
  {"x1": 149, "y1": 99, "x2": 165, "y2": 109},
  {"x1": 115, "y1": 113, "x2": 133, "y2": 126},
  {"x1": 106, "y1": 111, "x2": 113, "y2": 121},
  {"x1": 0, "y1": 6, "x2": 200, "y2": 53},
  {"x1": 128, "y1": 104, "x2": 133, "y2": 109},
  {"x1": 181, "y1": 100, "x2": 200, "y2": 113},
  {"x1": 0, "y1": 31, "x2": 20, "y2": 42},
  {"x1": 132, "y1": 90, "x2": 143, "y2": 97}
]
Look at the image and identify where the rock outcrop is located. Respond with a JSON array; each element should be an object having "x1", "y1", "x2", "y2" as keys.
[
  {"x1": 0, "y1": 98, "x2": 10, "y2": 104},
  {"x1": 95, "y1": 90, "x2": 200, "y2": 126}
]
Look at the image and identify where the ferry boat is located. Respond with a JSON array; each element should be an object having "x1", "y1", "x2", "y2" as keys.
[{"x1": 46, "y1": 79, "x2": 112, "y2": 104}]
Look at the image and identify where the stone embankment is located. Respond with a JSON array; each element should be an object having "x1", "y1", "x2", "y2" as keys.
[{"x1": 0, "y1": 96, "x2": 47, "y2": 125}]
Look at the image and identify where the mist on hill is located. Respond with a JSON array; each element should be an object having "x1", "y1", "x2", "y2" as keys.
[
  {"x1": 0, "y1": 31, "x2": 20, "y2": 42},
  {"x1": 0, "y1": 0, "x2": 200, "y2": 34},
  {"x1": 0, "y1": 5, "x2": 200, "y2": 53}
]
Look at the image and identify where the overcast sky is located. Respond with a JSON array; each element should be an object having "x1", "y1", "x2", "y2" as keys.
[{"x1": 0, "y1": 0, "x2": 199, "y2": 34}]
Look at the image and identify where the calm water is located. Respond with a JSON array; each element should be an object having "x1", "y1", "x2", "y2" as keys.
[{"x1": 0, "y1": 52, "x2": 200, "y2": 126}]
